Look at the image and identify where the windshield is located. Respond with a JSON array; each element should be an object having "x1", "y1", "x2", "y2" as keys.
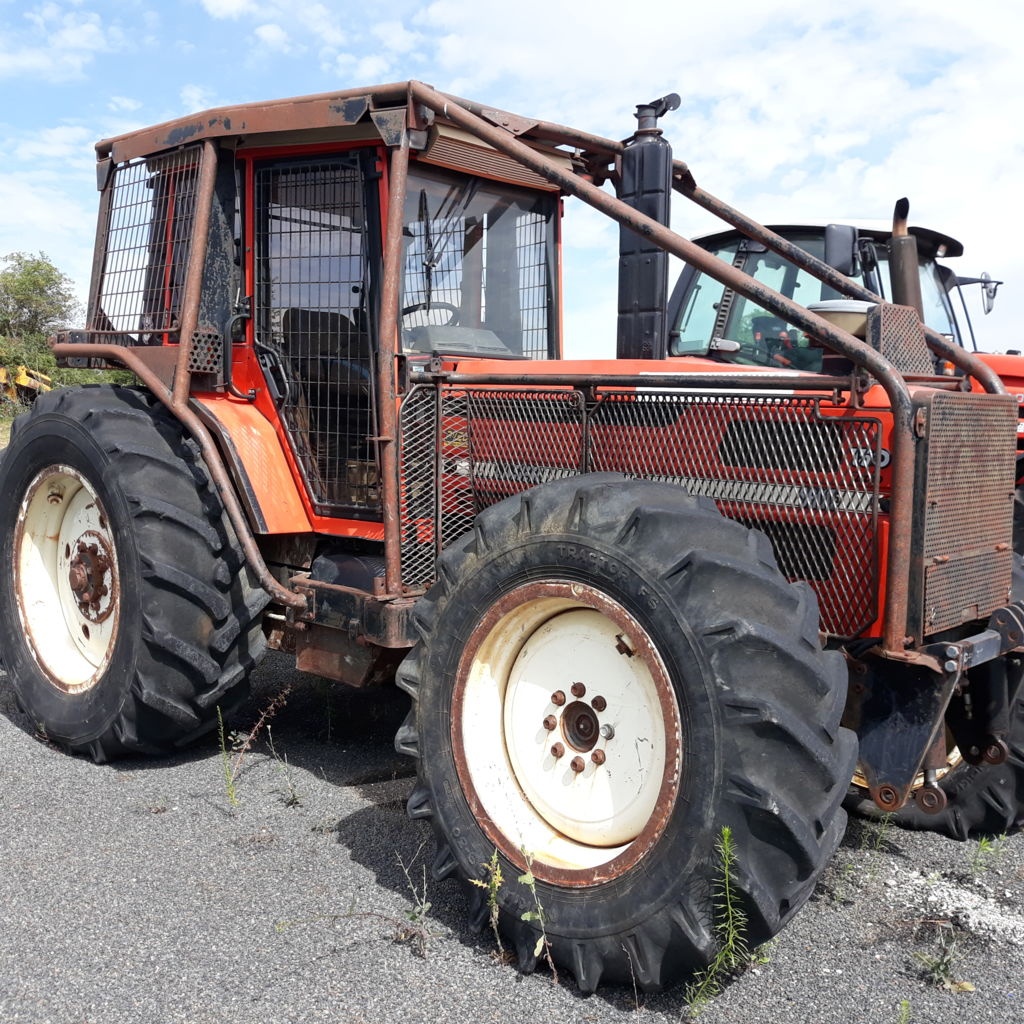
[
  {"x1": 672, "y1": 234, "x2": 839, "y2": 370},
  {"x1": 399, "y1": 165, "x2": 558, "y2": 359},
  {"x1": 671, "y1": 232, "x2": 964, "y2": 366}
]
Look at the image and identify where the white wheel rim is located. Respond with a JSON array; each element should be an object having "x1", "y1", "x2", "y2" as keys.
[
  {"x1": 15, "y1": 465, "x2": 120, "y2": 692},
  {"x1": 453, "y1": 581, "x2": 682, "y2": 885}
]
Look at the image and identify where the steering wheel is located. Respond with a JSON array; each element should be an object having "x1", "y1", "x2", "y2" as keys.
[{"x1": 400, "y1": 301, "x2": 460, "y2": 326}]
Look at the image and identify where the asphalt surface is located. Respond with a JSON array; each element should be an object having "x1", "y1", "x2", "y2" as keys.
[{"x1": 1, "y1": 653, "x2": 1023, "y2": 1024}]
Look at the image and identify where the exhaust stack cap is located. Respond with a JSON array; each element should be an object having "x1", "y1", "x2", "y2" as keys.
[{"x1": 634, "y1": 93, "x2": 680, "y2": 133}]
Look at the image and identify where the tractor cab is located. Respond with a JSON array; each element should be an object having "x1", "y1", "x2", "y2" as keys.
[{"x1": 667, "y1": 220, "x2": 999, "y2": 364}]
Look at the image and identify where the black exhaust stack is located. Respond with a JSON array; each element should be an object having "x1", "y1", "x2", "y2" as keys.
[
  {"x1": 617, "y1": 93, "x2": 680, "y2": 360},
  {"x1": 888, "y1": 197, "x2": 925, "y2": 318}
]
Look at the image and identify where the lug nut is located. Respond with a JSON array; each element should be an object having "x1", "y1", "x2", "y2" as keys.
[
  {"x1": 571, "y1": 682, "x2": 586, "y2": 698},
  {"x1": 551, "y1": 690, "x2": 566, "y2": 706},
  {"x1": 591, "y1": 749, "x2": 606, "y2": 765},
  {"x1": 600, "y1": 724, "x2": 615, "y2": 740},
  {"x1": 542, "y1": 715, "x2": 557, "y2": 731},
  {"x1": 550, "y1": 742, "x2": 565, "y2": 759},
  {"x1": 570, "y1": 756, "x2": 585, "y2": 773},
  {"x1": 592, "y1": 696, "x2": 607, "y2": 712}
]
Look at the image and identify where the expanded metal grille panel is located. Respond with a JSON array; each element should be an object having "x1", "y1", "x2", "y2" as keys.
[
  {"x1": 588, "y1": 393, "x2": 881, "y2": 638},
  {"x1": 91, "y1": 147, "x2": 201, "y2": 342},
  {"x1": 254, "y1": 158, "x2": 378, "y2": 514},
  {"x1": 398, "y1": 385, "x2": 882, "y2": 637},
  {"x1": 398, "y1": 387, "x2": 585, "y2": 587},
  {"x1": 922, "y1": 391, "x2": 1016, "y2": 634}
]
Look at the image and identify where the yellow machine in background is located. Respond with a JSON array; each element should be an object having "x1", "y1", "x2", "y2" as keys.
[{"x1": 0, "y1": 365, "x2": 51, "y2": 404}]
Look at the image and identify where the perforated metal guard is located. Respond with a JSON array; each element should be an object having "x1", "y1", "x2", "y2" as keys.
[
  {"x1": 187, "y1": 326, "x2": 223, "y2": 375},
  {"x1": 398, "y1": 385, "x2": 882, "y2": 638},
  {"x1": 91, "y1": 147, "x2": 202, "y2": 343},
  {"x1": 921, "y1": 391, "x2": 1016, "y2": 635},
  {"x1": 867, "y1": 303, "x2": 936, "y2": 377}
]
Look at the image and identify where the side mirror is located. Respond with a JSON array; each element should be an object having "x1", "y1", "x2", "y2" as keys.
[
  {"x1": 981, "y1": 271, "x2": 1000, "y2": 315},
  {"x1": 824, "y1": 224, "x2": 858, "y2": 277}
]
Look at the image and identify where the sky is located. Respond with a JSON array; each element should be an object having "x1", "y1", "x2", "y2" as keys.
[{"x1": 0, "y1": 0, "x2": 1021, "y2": 358}]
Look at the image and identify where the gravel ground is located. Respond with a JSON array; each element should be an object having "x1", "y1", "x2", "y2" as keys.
[{"x1": 1, "y1": 653, "x2": 1022, "y2": 1024}]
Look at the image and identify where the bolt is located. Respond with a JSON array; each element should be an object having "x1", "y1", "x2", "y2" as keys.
[
  {"x1": 551, "y1": 690, "x2": 566, "y2": 707},
  {"x1": 570, "y1": 682, "x2": 586, "y2": 698},
  {"x1": 943, "y1": 660, "x2": 958, "y2": 674},
  {"x1": 591, "y1": 749, "x2": 606, "y2": 765},
  {"x1": 550, "y1": 742, "x2": 565, "y2": 759},
  {"x1": 542, "y1": 715, "x2": 557, "y2": 731},
  {"x1": 570, "y1": 756, "x2": 585, "y2": 773},
  {"x1": 600, "y1": 724, "x2": 615, "y2": 740},
  {"x1": 944, "y1": 645, "x2": 958, "y2": 659},
  {"x1": 592, "y1": 695, "x2": 607, "y2": 712},
  {"x1": 68, "y1": 565, "x2": 88, "y2": 592}
]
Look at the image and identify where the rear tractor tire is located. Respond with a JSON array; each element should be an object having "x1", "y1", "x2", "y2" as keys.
[
  {"x1": 0, "y1": 385, "x2": 269, "y2": 761},
  {"x1": 396, "y1": 475, "x2": 857, "y2": 992}
]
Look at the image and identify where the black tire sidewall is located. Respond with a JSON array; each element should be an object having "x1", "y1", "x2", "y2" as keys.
[
  {"x1": 417, "y1": 531, "x2": 723, "y2": 939},
  {"x1": 0, "y1": 410, "x2": 141, "y2": 745}
]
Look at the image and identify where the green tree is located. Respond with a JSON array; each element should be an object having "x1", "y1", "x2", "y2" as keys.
[{"x1": 0, "y1": 251, "x2": 81, "y2": 342}]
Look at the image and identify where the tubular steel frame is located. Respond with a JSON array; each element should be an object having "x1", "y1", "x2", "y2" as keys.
[{"x1": 53, "y1": 82, "x2": 1010, "y2": 652}]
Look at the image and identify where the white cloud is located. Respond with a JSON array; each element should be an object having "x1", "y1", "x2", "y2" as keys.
[
  {"x1": 253, "y1": 23, "x2": 293, "y2": 53},
  {"x1": 198, "y1": 0, "x2": 258, "y2": 16},
  {"x1": 179, "y1": 84, "x2": 216, "y2": 114},
  {"x1": 108, "y1": 96, "x2": 142, "y2": 113},
  {"x1": 0, "y1": 5, "x2": 116, "y2": 82},
  {"x1": 371, "y1": 20, "x2": 422, "y2": 55},
  {"x1": 12, "y1": 125, "x2": 94, "y2": 164}
]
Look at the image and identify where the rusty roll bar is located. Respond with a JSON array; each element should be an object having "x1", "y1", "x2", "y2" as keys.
[
  {"x1": 377, "y1": 119, "x2": 412, "y2": 595},
  {"x1": 408, "y1": 82, "x2": 917, "y2": 654}
]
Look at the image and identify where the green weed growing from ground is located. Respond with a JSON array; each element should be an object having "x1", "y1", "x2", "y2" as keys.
[
  {"x1": 518, "y1": 847, "x2": 558, "y2": 983},
  {"x1": 684, "y1": 827, "x2": 750, "y2": 1018},
  {"x1": 969, "y1": 833, "x2": 1006, "y2": 876},
  {"x1": 469, "y1": 848, "x2": 506, "y2": 956},
  {"x1": 216, "y1": 685, "x2": 293, "y2": 807},
  {"x1": 913, "y1": 923, "x2": 974, "y2": 993}
]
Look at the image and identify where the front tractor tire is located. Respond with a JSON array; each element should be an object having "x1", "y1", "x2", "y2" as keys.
[
  {"x1": 396, "y1": 476, "x2": 857, "y2": 992},
  {"x1": 0, "y1": 385, "x2": 268, "y2": 761}
]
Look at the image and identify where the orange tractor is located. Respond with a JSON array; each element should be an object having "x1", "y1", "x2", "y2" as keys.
[{"x1": 1, "y1": 83, "x2": 1021, "y2": 992}]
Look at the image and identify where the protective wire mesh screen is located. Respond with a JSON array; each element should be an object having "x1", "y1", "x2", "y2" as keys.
[
  {"x1": 399, "y1": 166, "x2": 555, "y2": 359},
  {"x1": 91, "y1": 147, "x2": 201, "y2": 341},
  {"x1": 398, "y1": 385, "x2": 882, "y2": 638},
  {"x1": 921, "y1": 391, "x2": 1016, "y2": 634},
  {"x1": 254, "y1": 157, "x2": 378, "y2": 515}
]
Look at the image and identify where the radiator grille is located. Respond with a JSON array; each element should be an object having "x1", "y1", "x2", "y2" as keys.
[
  {"x1": 921, "y1": 391, "x2": 1016, "y2": 634},
  {"x1": 398, "y1": 385, "x2": 882, "y2": 638},
  {"x1": 91, "y1": 147, "x2": 201, "y2": 343}
]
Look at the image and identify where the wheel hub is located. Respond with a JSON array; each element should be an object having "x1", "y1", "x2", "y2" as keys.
[
  {"x1": 15, "y1": 465, "x2": 120, "y2": 692},
  {"x1": 560, "y1": 699, "x2": 600, "y2": 753},
  {"x1": 67, "y1": 533, "x2": 116, "y2": 623}
]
